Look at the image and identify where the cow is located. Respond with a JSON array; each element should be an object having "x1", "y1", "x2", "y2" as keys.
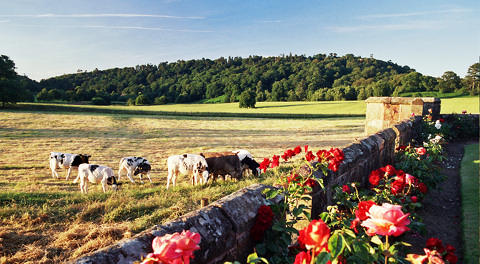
[
  {"x1": 49, "y1": 152, "x2": 90, "y2": 180},
  {"x1": 77, "y1": 163, "x2": 120, "y2": 194},
  {"x1": 200, "y1": 152, "x2": 243, "y2": 183},
  {"x1": 118, "y1": 157, "x2": 152, "y2": 184},
  {"x1": 232, "y1": 149, "x2": 261, "y2": 177},
  {"x1": 166, "y1": 154, "x2": 209, "y2": 189}
]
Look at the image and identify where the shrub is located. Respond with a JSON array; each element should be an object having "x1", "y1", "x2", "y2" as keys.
[{"x1": 239, "y1": 89, "x2": 256, "y2": 108}]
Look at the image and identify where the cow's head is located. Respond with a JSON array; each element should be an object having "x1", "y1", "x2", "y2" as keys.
[
  {"x1": 80, "y1": 154, "x2": 91, "y2": 163},
  {"x1": 244, "y1": 157, "x2": 261, "y2": 176},
  {"x1": 198, "y1": 163, "x2": 209, "y2": 184},
  {"x1": 107, "y1": 176, "x2": 122, "y2": 191},
  {"x1": 134, "y1": 163, "x2": 151, "y2": 175}
]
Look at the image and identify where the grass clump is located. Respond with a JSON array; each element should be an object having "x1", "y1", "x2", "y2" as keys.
[{"x1": 460, "y1": 143, "x2": 479, "y2": 264}]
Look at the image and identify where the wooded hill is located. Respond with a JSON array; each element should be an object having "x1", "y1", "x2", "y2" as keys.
[{"x1": 4, "y1": 53, "x2": 479, "y2": 106}]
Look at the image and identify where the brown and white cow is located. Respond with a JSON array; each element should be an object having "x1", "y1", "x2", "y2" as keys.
[
  {"x1": 166, "y1": 154, "x2": 209, "y2": 189},
  {"x1": 200, "y1": 152, "x2": 243, "y2": 183}
]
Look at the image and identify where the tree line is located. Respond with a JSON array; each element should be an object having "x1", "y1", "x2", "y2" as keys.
[{"x1": 1, "y1": 54, "x2": 479, "y2": 107}]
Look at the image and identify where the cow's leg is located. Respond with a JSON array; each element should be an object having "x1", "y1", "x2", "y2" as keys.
[
  {"x1": 172, "y1": 172, "x2": 177, "y2": 187},
  {"x1": 66, "y1": 167, "x2": 72, "y2": 180},
  {"x1": 101, "y1": 177, "x2": 107, "y2": 193},
  {"x1": 166, "y1": 170, "x2": 172, "y2": 189},
  {"x1": 117, "y1": 166, "x2": 123, "y2": 181},
  {"x1": 126, "y1": 169, "x2": 135, "y2": 183},
  {"x1": 51, "y1": 168, "x2": 59, "y2": 178},
  {"x1": 80, "y1": 178, "x2": 87, "y2": 194},
  {"x1": 146, "y1": 172, "x2": 152, "y2": 183}
]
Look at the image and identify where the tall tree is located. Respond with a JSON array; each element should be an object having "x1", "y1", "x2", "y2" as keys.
[
  {"x1": 464, "y1": 63, "x2": 480, "y2": 95},
  {"x1": 437, "y1": 71, "x2": 461, "y2": 93},
  {"x1": 0, "y1": 55, "x2": 18, "y2": 107}
]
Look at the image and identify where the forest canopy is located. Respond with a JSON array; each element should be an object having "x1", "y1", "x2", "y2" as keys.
[{"x1": 2, "y1": 53, "x2": 478, "y2": 106}]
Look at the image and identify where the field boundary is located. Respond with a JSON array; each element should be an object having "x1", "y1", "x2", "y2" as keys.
[{"x1": 11, "y1": 103, "x2": 365, "y2": 119}]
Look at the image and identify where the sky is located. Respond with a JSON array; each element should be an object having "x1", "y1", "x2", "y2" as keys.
[{"x1": 1, "y1": 0, "x2": 479, "y2": 81}]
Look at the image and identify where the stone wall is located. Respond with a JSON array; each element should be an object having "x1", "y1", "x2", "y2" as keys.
[{"x1": 365, "y1": 97, "x2": 440, "y2": 135}]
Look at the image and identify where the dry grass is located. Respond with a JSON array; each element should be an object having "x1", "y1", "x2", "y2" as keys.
[{"x1": 0, "y1": 110, "x2": 364, "y2": 263}]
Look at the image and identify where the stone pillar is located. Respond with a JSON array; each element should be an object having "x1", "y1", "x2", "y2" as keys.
[{"x1": 365, "y1": 97, "x2": 440, "y2": 135}]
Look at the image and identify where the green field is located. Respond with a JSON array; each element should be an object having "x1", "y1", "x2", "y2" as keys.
[
  {"x1": 18, "y1": 96, "x2": 479, "y2": 117},
  {"x1": 461, "y1": 143, "x2": 479, "y2": 264}
]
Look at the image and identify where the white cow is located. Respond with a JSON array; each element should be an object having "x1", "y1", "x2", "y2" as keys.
[
  {"x1": 49, "y1": 152, "x2": 90, "y2": 180},
  {"x1": 166, "y1": 154, "x2": 209, "y2": 189},
  {"x1": 118, "y1": 157, "x2": 152, "y2": 184},
  {"x1": 77, "y1": 163, "x2": 120, "y2": 194}
]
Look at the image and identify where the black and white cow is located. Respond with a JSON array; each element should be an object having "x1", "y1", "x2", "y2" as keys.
[
  {"x1": 118, "y1": 157, "x2": 152, "y2": 184},
  {"x1": 49, "y1": 152, "x2": 90, "y2": 180},
  {"x1": 166, "y1": 154, "x2": 209, "y2": 189},
  {"x1": 232, "y1": 149, "x2": 260, "y2": 177},
  {"x1": 77, "y1": 163, "x2": 120, "y2": 194}
]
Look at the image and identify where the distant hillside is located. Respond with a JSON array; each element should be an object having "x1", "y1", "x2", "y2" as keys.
[{"x1": 32, "y1": 54, "x2": 478, "y2": 105}]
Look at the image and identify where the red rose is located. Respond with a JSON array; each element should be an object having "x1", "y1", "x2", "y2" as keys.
[
  {"x1": 294, "y1": 146, "x2": 302, "y2": 154},
  {"x1": 439, "y1": 118, "x2": 445, "y2": 123},
  {"x1": 281, "y1": 153, "x2": 288, "y2": 161},
  {"x1": 288, "y1": 173, "x2": 301, "y2": 184},
  {"x1": 415, "y1": 147, "x2": 427, "y2": 156},
  {"x1": 445, "y1": 253, "x2": 458, "y2": 264},
  {"x1": 355, "y1": 200, "x2": 376, "y2": 221},
  {"x1": 305, "y1": 151, "x2": 315, "y2": 162},
  {"x1": 304, "y1": 145, "x2": 309, "y2": 153},
  {"x1": 298, "y1": 219, "x2": 330, "y2": 253},
  {"x1": 342, "y1": 184, "x2": 351, "y2": 193},
  {"x1": 391, "y1": 179, "x2": 405, "y2": 195},
  {"x1": 369, "y1": 169, "x2": 382, "y2": 186},
  {"x1": 417, "y1": 182, "x2": 428, "y2": 194},
  {"x1": 445, "y1": 244, "x2": 456, "y2": 254},
  {"x1": 411, "y1": 196, "x2": 418, "y2": 203},
  {"x1": 271, "y1": 155, "x2": 280, "y2": 168},
  {"x1": 303, "y1": 178, "x2": 317, "y2": 188},
  {"x1": 329, "y1": 148, "x2": 344, "y2": 161},
  {"x1": 350, "y1": 218, "x2": 361, "y2": 233},
  {"x1": 316, "y1": 150, "x2": 327, "y2": 162},
  {"x1": 256, "y1": 205, "x2": 274, "y2": 227},
  {"x1": 426, "y1": 237, "x2": 444, "y2": 253},
  {"x1": 294, "y1": 251, "x2": 311, "y2": 264},
  {"x1": 259, "y1": 158, "x2": 271, "y2": 173},
  {"x1": 328, "y1": 159, "x2": 340, "y2": 172},
  {"x1": 382, "y1": 165, "x2": 397, "y2": 176}
]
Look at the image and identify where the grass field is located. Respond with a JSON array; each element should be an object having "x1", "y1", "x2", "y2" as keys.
[
  {"x1": 19, "y1": 96, "x2": 479, "y2": 117},
  {"x1": 0, "y1": 110, "x2": 364, "y2": 263},
  {"x1": 460, "y1": 143, "x2": 479, "y2": 264}
]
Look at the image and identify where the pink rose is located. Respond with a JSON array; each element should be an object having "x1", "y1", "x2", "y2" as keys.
[
  {"x1": 361, "y1": 203, "x2": 411, "y2": 237},
  {"x1": 143, "y1": 230, "x2": 201, "y2": 264}
]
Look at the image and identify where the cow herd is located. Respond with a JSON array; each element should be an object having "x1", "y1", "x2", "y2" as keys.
[{"x1": 49, "y1": 150, "x2": 260, "y2": 194}]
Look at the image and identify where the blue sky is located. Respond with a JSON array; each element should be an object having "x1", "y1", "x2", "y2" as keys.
[{"x1": 1, "y1": 0, "x2": 478, "y2": 81}]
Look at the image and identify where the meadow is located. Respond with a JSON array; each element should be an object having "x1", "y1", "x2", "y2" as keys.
[
  {"x1": 0, "y1": 110, "x2": 364, "y2": 263},
  {"x1": 0, "y1": 97, "x2": 476, "y2": 263}
]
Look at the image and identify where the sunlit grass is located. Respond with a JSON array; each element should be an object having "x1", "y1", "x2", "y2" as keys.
[
  {"x1": 0, "y1": 110, "x2": 363, "y2": 262},
  {"x1": 441, "y1": 97, "x2": 479, "y2": 114}
]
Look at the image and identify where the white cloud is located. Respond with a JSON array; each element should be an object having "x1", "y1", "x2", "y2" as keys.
[
  {"x1": 82, "y1": 25, "x2": 212, "y2": 32},
  {"x1": 0, "y1": 13, "x2": 204, "y2": 19},
  {"x1": 328, "y1": 21, "x2": 440, "y2": 33},
  {"x1": 358, "y1": 8, "x2": 472, "y2": 19}
]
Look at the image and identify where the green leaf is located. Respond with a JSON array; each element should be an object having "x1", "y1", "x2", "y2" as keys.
[
  {"x1": 328, "y1": 232, "x2": 346, "y2": 259},
  {"x1": 315, "y1": 251, "x2": 331, "y2": 264},
  {"x1": 247, "y1": 252, "x2": 259, "y2": 263},
  {"x1": 343, "y1": 228, "x2": 356, "y2": 238},
  {"x1": 371, "y1": 235, "x2": 383, "y2": 245}
]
